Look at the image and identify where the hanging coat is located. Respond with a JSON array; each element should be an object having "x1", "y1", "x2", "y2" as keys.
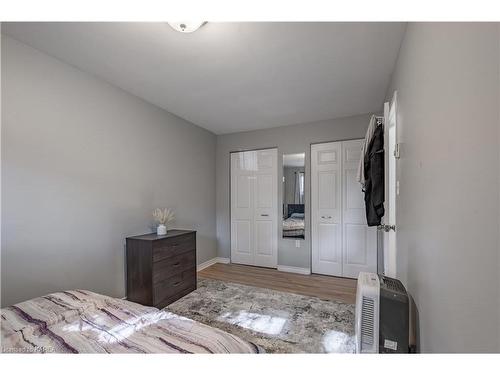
[
  {"x1": 364, "y1": 124, "x2": 385, "y2": 226},
  {"x1": 357, "y1": 115, "x2": 377, "y2": 189}
]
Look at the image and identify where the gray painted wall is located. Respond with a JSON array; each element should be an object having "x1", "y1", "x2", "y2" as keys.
[
  {"x1": 386, "y1": 23, "x2": 500, "y2": 352},
  {"x1": 216, "y1": 114, "x2": 370, "y2": 269},
  {"x1": 498, "y1": 24, "x2": 500, "y2": 350},
  {"x1": 1, "y1": 36, "x2": 217, "y2": 307}
]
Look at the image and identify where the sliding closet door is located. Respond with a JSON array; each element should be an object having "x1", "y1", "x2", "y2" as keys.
[
  {"x1": 231, "y1": 151, "x2": 255, "y2": 265},
  {"x1": 231, "y1": 148, "x2": 278, "y2": 268},
  {"x1": 341, "y1": 140, "x2": 377, "y2": 278},
  {"x1": 311, "y1": 142, "x2": 343, "y2": 276},
  {"x1": 253, "y1": 149, "x2": 278, "y2": 268}
]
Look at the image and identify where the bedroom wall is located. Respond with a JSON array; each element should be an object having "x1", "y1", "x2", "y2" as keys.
[
  {"x1": 1, "y1": 36, "x2": 217, "y2": 307},
  {"x1": 385, "y1": 23, "x2": 500, "y2": 352},
  {"x1": 498, "y1": 23, "x2": 500, "y2": 352},
  {"x1": 216, "y1": 114, "x2": 370, "y2": 269}
]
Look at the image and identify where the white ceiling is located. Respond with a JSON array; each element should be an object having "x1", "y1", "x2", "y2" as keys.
[{"x1": 2, "y1": 22, "x2": 406, "y2": 134}]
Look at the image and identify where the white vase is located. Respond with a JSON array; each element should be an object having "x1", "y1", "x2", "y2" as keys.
[{"x1": 157, "y1": 224, "x2": 167, "y2": 235}]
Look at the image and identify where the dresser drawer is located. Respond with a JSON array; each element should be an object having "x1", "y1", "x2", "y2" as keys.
[
  {"x1": 154, "y1": 267, "x2": 196, "y2": 306},
  {"x1": 127, "y1": 230, "x2": 196, "y2": 308},
  {"x1": 152, "y1": 250, "x2": 195, "y2": 285},
  {"x1": 153, "y1": 233, "x2": 196, "y2": 263}
]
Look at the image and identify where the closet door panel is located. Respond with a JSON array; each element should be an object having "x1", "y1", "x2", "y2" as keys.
[
  {"x1": 318, "y1": 170, "x2": 337, "y2": 206},
  {"x1": 342, "y1": 140, "x2": 377, "y2": 278},
  {"x1": 345, "y1": 224, "x2": 367, "y2": 264},
  {"x1": 232, "y1": 221, "x2": 252, "y2": 253},
  {"x1": 255, "y1": 220, "x2": 273, "y2": 256},
  {"x1": 344, "y1": 169, "x2": 365, "y2": 222},
  {"x1": 230, "y1": 151, "x2": 255, "y2": 265},
  {"x1": 253, "y1": 149, "x2": 278, "y2": 268},
  {"x1": 235, "y1": 175, "x2": 252, "y2": 208},
  {"x1": 256, "y1": 173, "x2": 273, "y2": 209},
  {"x1": 257, "y1": 149, "x2": 275, "y2": 170},
  {"x1": 318, "y1": 223, "x2": 340, "y2": 262},
  {"x1": 254, "y1": 173, "x2": 274, "y2": 258},
  {"x1": 311, "y1": 142, "x2": 342, "y2": 276}
]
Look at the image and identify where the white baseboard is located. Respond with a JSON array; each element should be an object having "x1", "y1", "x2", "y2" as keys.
[
  {"x1": 216, "y1": 257, "x2": 230, "y2": 264},
  {"x1": 197, "y1": 257, "x2": 231, "y2": 271},
  {"x1": 277, "y1": 265, "x2": 311, "y2": 275},
  {"x1": 197, "y1": 258, "x2": 218, "y2": 271}
]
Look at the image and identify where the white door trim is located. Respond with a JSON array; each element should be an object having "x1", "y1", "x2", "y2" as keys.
[{"x1": 383, "y1": 91, "x2": 398, "y2": 278}]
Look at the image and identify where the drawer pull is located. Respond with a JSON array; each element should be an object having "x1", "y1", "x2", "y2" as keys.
[
  {"x1": 173, "y1": 281, "x2": 181, "y2": 286},
  {"x1": 173, "y1": 262, "x2": 181, "y2": 267}
]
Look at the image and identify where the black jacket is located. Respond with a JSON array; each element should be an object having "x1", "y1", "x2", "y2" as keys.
[{"x1": 363, "y1": 124, "x2": 385, "y2": 226}]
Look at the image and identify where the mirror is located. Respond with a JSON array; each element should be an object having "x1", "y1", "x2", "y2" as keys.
[{"x1": 282, "y1": 153, "x2": 305, "y2": 239}]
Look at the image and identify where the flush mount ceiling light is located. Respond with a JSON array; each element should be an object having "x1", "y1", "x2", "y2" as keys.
[{"x1": 168, "y1": 22, "x2": 206, "y2": 33}]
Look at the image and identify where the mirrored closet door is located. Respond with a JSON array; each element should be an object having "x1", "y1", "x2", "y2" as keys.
[
  {"x1": 282, "y1": 153, "x2": 305, "y2": 239},
  {"x1": 311, "y1": 140, "x2": 377, "y2": 278},
  {"x1": 230, "y1": 148, "x2": 278, "y2": 268}
]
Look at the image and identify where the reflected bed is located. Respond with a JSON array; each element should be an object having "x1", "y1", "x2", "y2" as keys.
[
  {"x1": 282, "y1": 214, "x2": 305, "y2": 238},
  {"x1": 283, "y1": 204, "x2": 305, "y2": 239}
]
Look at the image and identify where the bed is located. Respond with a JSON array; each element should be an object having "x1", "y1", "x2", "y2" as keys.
[
  {"x1": 282, "y1": 214, "x2": 305, "y2": 238},
  {"x1": 282, "y1": 204, "x2": 305, "y2": 238},
  {"x1": 0, "y1": 290, "x2": 261, "y2": 354}
]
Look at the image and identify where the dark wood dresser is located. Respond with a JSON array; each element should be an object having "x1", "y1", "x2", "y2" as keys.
[{"x1": 126, "y1": 230, "x2": 196, "y2": 309}]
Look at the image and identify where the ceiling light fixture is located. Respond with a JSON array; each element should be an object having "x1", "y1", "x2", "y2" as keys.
[{"x1": 168, "y1": 22, "x2": 206, "y2": 33}]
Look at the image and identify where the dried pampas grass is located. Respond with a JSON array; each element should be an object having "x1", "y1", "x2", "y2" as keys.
[{"x1": 153, "y1": 208, "x2": 175, "y2": 225}]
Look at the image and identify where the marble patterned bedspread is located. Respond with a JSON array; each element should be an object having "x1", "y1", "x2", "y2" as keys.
[
  {"x1": 282, "y1": 216, "x2": 304, "y2": 231},
  {"x1": 0, "y1": 290, "x2": 261, "y2": 353}
]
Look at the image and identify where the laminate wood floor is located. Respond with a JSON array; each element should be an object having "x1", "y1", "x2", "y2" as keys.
[{"x1": 198, "y1": 263, "x2": 357, "y2": 304}]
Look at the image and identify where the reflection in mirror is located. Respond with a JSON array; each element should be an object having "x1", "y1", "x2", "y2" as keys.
[{"x1": 282, "y1": 153, "x2": 305, "y2": 239}]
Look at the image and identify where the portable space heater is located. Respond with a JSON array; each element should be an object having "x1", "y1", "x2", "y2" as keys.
[{"x1": 355, "y1": 272, "x2": 416, "y2": 353}]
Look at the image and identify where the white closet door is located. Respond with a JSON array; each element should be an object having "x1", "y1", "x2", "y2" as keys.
[
  {"x1": 231, "y1": 151, "x2": 256, "y2": 265},
  {"x1": 231, "y1": 148, "x2": 277, "y2": 268},
  {"x1": 341, "y1": 140, "x2": 377, "y2": 278},
  {"x1": 253, "y1": 149, "x2": 278, "y2": 268},
  {"x1": 311, "y1": 142, "x2": 343, "y2": 276}
]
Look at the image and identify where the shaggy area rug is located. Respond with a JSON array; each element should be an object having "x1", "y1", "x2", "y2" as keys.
[{"x1": 165, "y1": 278, "x2": 356, "y2": 353}]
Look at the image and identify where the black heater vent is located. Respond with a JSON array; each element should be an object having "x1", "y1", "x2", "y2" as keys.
[{"x1": 381, "y1": 276, "x2": 406, "y2": 293}]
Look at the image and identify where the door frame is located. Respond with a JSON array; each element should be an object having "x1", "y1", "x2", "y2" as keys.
[
  {"x1": 229, "y1": 147, "x2": 279, "y2": 268},
  {"x1": 382, "y1": 91, "x2": 398, "y2": 278}
]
